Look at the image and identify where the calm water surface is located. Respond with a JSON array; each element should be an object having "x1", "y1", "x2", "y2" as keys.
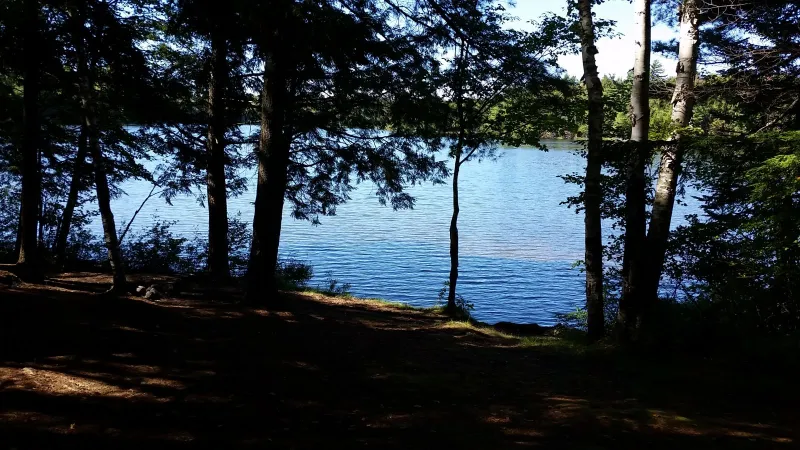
[{"x1": 94, "y1": 140, "x2": 700, "y2": 325}]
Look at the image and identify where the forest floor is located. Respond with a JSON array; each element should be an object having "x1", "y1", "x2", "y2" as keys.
[{"x1": 1, "y1": 272, "x2": 798, "y2": 449}]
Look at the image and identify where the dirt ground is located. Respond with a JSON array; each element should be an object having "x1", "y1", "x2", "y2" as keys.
[{"x1": 1, "y1": 273, "x2": 798, "y2": 449}]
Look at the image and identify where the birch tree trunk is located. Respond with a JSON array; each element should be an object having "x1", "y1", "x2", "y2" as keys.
[
  {"x1": 619, "y1": 0, "x2": 651, "y2": 340},
  {"x1": 206, "y1": 30, "x2": 230, "y2": 280},
  {"x1": 17, "y1": 0, "x2": 42, "y2": 281},
  {"x1": 577, "y1": 0, "x2": 605, "y2": 340},
  {"x1": 645, "y1": 0, "x2": 701, "y2": 303}
]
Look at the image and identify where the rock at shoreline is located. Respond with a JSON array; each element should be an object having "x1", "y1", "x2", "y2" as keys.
[
  {"x1": 144, "y1": 286, "x2": 162, "y2": 300},
  {"x1": 134, "y1": 281, "x2": 178, "y2": 300}
]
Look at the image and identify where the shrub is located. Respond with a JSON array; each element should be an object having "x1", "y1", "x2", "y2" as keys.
[
  {"x1": 437, "y1": 281, "x2": 474, "y2": 319},
  {"x1": 0, "y1": 179, "x2": 19, "y2": 264},
  {"x1": 118, "y1": 214, "x2": 260, "y2": 276},
  {"x1": 121, "y1": 220, "x2": 195, "y2": 274},
  {"x1": 555, "y1": 308, "x2": 588, "y2": 331},
  {"x1": 319, "y1": 272, "x2": 352, "y2": 296},
  {"x1": 63, "y1": 227, "x2": 106, "y2": 270},
  {"x1": 276, "y1": 259, "x2": 314, "y2": 290},
  {"x1": 226, "y1": 215, "x2": 252, "y2": 276}
]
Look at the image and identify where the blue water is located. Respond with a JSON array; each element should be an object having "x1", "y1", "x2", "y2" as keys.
[{"x1": 93, "y1": 140, "x2": 701, "y2": 325}]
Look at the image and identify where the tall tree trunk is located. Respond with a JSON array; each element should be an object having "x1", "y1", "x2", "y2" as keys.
[
  {"x1": 619, "y1": 0, "x2": 652, "y2": 340},
  {"x1": 775, "y1": 195, "x2": 800, "y2": 317},
  {"x1": 246, "y1": 47, "x2": 289, "y2": 303},
  {"x1": 75, "y1": 8, "x2": 126, "y2": 292},
  {"x1": 14, "y1": 202, "x2": 23, "y2": 258},
  {"x1": 776, "y1": 195, "x2": 798, "y2": 313},
  {"x1": 17, "y1": 0, "x2": 42, "y2": 281},
  {"x1": 38, "y1": 160, "x2": 44, "y2": 249},
  {"x1": 206, "y1": 31, "x2": 230, "y2": 279},
  {"x1": 87, "y1": 113, "x2": 126, "y2": 292},
  {"x1": 447, "y1": 39, "x2": 468, "y2": 314},
  {"x1": 645, "y1": 0, "x2": 700, "y2": 304},
  {"x1": 577, "y1": 0, "x2": 605, "y2": 340},
  {"x1": 54, "y1": 124, "x2": 88, "y2": 268},
  {"x1": 447, "y1": 155, "x2": 461, "y2": 311}
]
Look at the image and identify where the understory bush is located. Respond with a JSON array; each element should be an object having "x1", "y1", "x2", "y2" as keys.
[
  {"x1": 0, "y1": 196, "x2": 318, "y2": 282},
  {"x1": 318, "y1": 272, "x2": 352, "y2": 296},
  {"x1": 0, "y1": 178, "x2": 19, "y2": 263},
  {"x1": 119, "y1": 217, "x2": 316, "y2": 282},
  {"x1": 663, "y1": 135, "x2": 800, "y2": 336},
  {"x1": 437, "y1": 281, "x2": 474, "y2": 319},
  {"x1": 121, "y1": 220, "x2": 199, "y2": 274},
  {"x1": 276, "y1": 259, "x2": 314, "y2": 290}
]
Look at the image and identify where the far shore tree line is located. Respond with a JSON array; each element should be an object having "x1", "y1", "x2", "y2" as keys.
[{"x1": 1, "y1": 0, "x2": 797, "y2": 342}]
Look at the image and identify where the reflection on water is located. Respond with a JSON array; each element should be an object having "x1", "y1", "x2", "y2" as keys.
[{"x1": 92, "y1": 140, "x2": 700, "y2": 325}]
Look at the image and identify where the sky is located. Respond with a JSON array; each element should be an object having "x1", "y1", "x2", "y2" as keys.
[{"x1": 508, "y1": 0, "x2": 678, "y2": 78}]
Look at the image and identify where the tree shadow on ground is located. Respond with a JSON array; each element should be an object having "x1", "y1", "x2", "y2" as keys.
[{"x1": 1, "y1": 275, "x2": 797, "y2": 449}]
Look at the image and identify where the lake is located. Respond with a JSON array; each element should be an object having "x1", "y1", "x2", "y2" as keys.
[{"x1": 94, "y1": 140, "x2": 701, "y2": 325}]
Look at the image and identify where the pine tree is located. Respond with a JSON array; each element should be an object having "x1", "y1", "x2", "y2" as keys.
[
  {"x1": 17, "y1": 0, "x2": 43, "y2": 281},
  {"x1": 245, "y1": 0, "x2": 449, "y2": 302}
]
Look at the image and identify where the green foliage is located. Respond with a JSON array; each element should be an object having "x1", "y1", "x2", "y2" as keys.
[
  {"x1": 184, "y1": 214, "x2": 254, "y2": 276},
  {"x1": 275, "y1": 259, "x2": 314, "y2": 291},
  {"x1": 555, "y1": 308, "x2": 588, "y2": 331},
  {"x1": 556, "y1": 281, "x2": 619, "y2": 334},
  {"x1": 665, "y1": 132, "x2": 800, "y2": 334},
  {"x1": 225, "y1": 216, "x2": 253, "y2": 276},
  {"x1": 501, "y1": 76, "x2": 587, "y2": 140},
  {"x1": 121, "y1": 219, "x2": 196, "y2": 274},
  {"x1": 437, "y1": 281, "x2": 474, "y2": 319},
  {"x1": 692, "y1": 94, "x2": 750, "y2": 135},
  {"x1": 148, "y1": 0, "x2": 255, "y2": 204},
  {"x1": 0, "y1": 175, "x2": 19, "y2": 262},
  {"x1": 319, "y1": 273, "x2": 352, "y2": 297},
  {"x1": 434, "y1": 6, "x2": 569, "y2": 155},
  {"x1": 63, "y1": 226, "x2": 106, "y2": 269},
  {"x1": 592, "y1": 64, "x2": 674, "y2": 140}
]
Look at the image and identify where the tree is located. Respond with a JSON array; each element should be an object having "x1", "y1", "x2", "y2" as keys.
[
  {"x1": 427, "y1": 2, "x2": 569, "y2": 311},
  {"x1": 17, "y1": 0, "x2": 42, "y2": 281},
  {"x1": 247, "y1": 0, "x2": 290, "y2": 301},
  {"x1": 577, "y1": 0, "x2": 606, "y2": 340},
  {"x1": 53, "y1": 124, "x2": 88, "y2": 268},
  {"x1": 59, "y1": 0, "x2": 161, "y2": 291},
  {"x1": 205, "y1": 17, "x2": 230, "y2": 280},
  {"x1": 619, "y1": 0, "x2": 652, "y2": 340},
  {"x1": 2, "y1": 0, "x2": 103, "y2": 272},
  {"x1": 645, "y1": 0, "x2": 700, "y2": 307},
  {"x1": 245, "y1": 0, "x2": 448, "y2": 302},
  {"x1": 159, "y1": 0, "x2": 255, "y2": 280},
  {"x1": 641, "y1": 0, "x2": 800, "y2": 321},
  {"x1": 72, "y1": 1, "x2": 128, "y2": 292}
]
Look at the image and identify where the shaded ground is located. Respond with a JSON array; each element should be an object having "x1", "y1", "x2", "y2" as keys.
[{"x1": 1, "y1": 273, "x2": 798, "y2": 449}]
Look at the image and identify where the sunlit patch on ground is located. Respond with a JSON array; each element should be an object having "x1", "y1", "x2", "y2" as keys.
[{"x1": 0, "y1": 366, "x2": 167, "y2": 400}]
